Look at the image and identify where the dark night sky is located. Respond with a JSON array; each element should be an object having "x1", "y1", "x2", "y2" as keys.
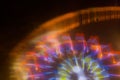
[{"x1": 1, "y1": 0, "x2": 120, "y2": 80}]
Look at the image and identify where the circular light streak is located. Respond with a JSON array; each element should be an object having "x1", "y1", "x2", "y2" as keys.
[{"x1": 10, "y1": 7, "x2": 120, "y2": 80}]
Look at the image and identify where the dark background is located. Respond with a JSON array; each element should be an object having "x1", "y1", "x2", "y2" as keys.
[{"x1": 1, "y1": 0, "x2": 120, "y2": 80}]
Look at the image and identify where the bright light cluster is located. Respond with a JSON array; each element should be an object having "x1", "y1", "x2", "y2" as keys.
[{"x1": 13, "y1": 33, "x2": 120, "y2": 80}]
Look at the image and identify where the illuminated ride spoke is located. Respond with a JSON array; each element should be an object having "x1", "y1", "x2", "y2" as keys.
[{"x1": 14, "y1": 34, "x2": 120, "y2": 80}]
